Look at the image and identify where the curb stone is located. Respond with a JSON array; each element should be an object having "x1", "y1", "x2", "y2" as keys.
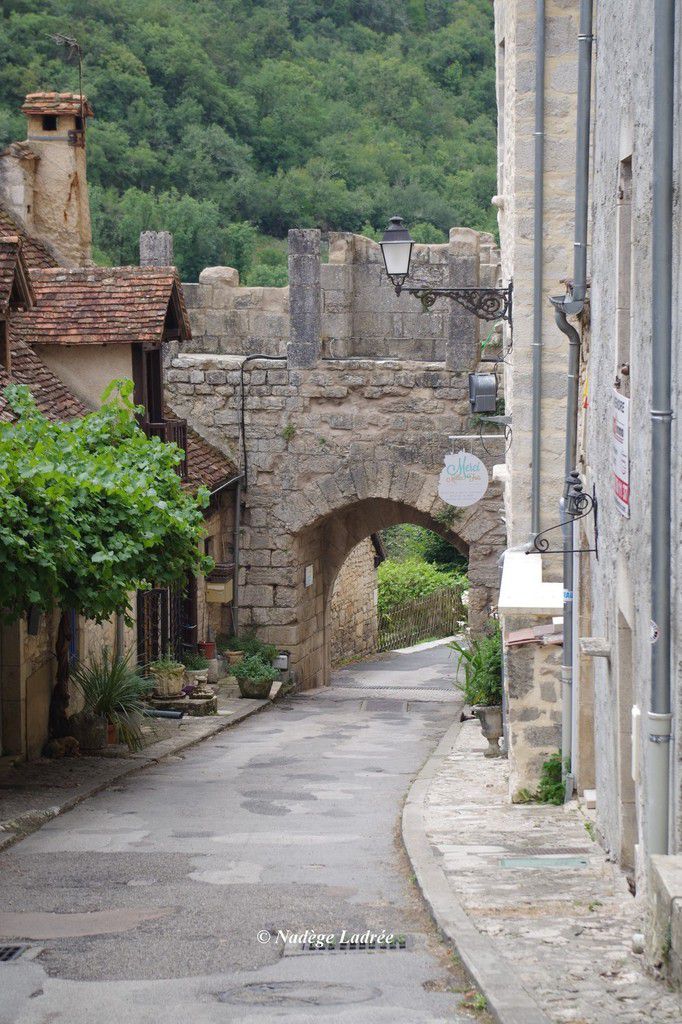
[
  {"x1": 402, "y1": 716, "x2": 552, "y2": 1024},
  {"x1": 0, "y1": 699, "x2": 270, "y2": 855}
]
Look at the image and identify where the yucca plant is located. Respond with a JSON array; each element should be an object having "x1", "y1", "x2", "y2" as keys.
[
  {"x1": 449, "y1": 623, "x2": 503, "y2": 707},
  {"x1": 71, "y1": 648, "x2": 150, "y2": 752}
]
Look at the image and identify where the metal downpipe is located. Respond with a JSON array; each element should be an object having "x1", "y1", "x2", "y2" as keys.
[
  {"x1": 554, "y1": 305, "x2": 581, "y2": 775},
  {"x1": 551, "y1": 0, "x2": 593, "y2": 792},
  {"x1": 647, "y1": 0, "x2": 675, "y2": 856},
  {"x1": 530, "y1": 0, "x2": 546, "y2": 539},
  {"x1": 233, "y1": 476, "x2": 242, "y2": 636}
]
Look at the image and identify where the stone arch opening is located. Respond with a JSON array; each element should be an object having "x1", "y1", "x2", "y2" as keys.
[
  {"x1": 292, "y1": 497, "x2": 486, "y2": 689},
  {"x1": 328, "y1": 521, "x2": 468, "y2": 670}
]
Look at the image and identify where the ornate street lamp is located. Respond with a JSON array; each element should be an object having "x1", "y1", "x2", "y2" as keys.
[{"x1": 379, "y1": 216, "x2": 513, "y2": 325}]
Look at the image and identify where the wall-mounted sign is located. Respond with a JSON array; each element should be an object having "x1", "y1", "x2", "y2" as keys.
[
  {"x1": 612, "y1": 389, "x2": 630, "y2": 518},
  {"x1": 304, "y1": 564, "x2": 314, "y2": 588},
  {"x1": 438, "y1": 450, "x2": 489, "y2": 508}
]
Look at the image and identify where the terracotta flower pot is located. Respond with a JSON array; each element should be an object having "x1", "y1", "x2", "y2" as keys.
[
  {"x1": 472, "y1": 704, "x2": 503, "y2": 758},
  {"x1": 227, "y1": 650, "x2": 245, "y2": 666},
  {"x1": 199, "y1": 641, "x2": 216, "y2": 660},
  {"x1": 107, "y1": 721, "x2": 118, "y2": 745}
]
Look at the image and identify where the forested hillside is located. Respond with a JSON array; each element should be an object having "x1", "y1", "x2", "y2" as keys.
[{"x1": 0, "y1": 1, "x2": 496, "y2": 281}]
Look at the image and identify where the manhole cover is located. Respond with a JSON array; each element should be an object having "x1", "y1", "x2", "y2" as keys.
[
  {"x1": 216, "y1": 981, "x2": 380, "y2": 1006},
  {"x1": 0, "y1": 945, "x2": 30, "y2": 962},
  {"x1": 500, "y1": 855, "x2": 589, "y2": 869}
]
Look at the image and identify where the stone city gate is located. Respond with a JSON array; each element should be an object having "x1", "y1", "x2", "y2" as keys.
[{"x1": 165, "y1": 228, "x2": 506, "y2": 689}]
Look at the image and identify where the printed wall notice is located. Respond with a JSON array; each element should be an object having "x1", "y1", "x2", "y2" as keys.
[
  {"x1": 612, "y1": 389, "x2": 630, "y2": 518},
  {"x1": 438, "y1": 450, "x2": 489, "y2": 508}
]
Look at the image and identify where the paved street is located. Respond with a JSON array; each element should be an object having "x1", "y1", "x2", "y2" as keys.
[{"x1": 0, "y1": 643, "x2": 485, "y2": 1023}]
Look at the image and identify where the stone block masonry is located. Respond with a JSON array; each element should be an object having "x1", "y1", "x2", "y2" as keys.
[
  {"x1": 329, "y1": 538, "x2": 379, "y2": 666},
  {"x1": 168, "y1": 229, "x2": 506, "y2": 690}
]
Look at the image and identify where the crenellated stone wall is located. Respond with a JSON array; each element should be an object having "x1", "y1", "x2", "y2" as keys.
[{"x1": 182, "y1": 227, "x2": 502, "y2": 366}]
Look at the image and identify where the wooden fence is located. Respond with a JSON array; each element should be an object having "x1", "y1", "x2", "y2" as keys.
[{"x1": 377, "y1": 585, "x2": 467, "y2": 652}]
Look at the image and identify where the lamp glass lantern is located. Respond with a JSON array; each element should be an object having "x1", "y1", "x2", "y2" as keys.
[{"x1": 379, "y1": 216, "x2": 414, "y2": 286}]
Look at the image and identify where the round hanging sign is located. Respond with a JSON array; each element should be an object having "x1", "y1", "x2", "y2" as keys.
[{"x1": 438, "y1": 450, "x2": 489, "y2": 508}]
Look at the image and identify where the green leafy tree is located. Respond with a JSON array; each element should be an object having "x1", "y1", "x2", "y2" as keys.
[
  {"x1": 0, "y1": 0, "x2": 497, "y2": 278},
  {"x1": 0, "y1": 381, "x2": 211, "y2": 735}
]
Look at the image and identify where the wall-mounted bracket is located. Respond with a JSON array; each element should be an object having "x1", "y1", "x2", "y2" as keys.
[{"x1": 530, "y1": 480, "x2": 598, "y2": 559}]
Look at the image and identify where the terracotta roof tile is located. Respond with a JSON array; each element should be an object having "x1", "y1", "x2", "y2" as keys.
[
  {"x1": 21, "y1": 92, "x2": 94, "y2": 117},
  {"x1": 0, "y1": 327, "x2": 88, "y2": 422},
  {"x1": 0, "y1": 204, "x2": 59, "y2": 270},
  {"x1": 173, "y1": 414, "x2": 238, "y2": 494},
  {"x1": 13, "y1": 266, "x2": 191, "y2": 346}
]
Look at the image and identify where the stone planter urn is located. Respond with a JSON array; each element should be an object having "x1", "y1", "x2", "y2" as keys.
[
  {"x1": 67, "y1": 710, "x2": 107, "y2": 751},
  {"x1": 186, "y1": 668, "x2": 213, "y2": 699},
  {"x1": 237, "y1": 677, "x2": 273, "y2": 699},
  {"x1": 227, "y1": 650, "x2": 244, "y2": 667},
  {"x1": 149, "y1": 662, "x2": 185, "y2": 699},
  {"x1": 472, "y1": 704, "x2": 503, "y2": 758}
]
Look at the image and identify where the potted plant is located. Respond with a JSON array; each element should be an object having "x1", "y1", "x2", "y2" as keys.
[
  {"x1": 449, "y1": 623, "x2": 503, "y2": 758},
  {"x1": 148, "y1": 656, "x2": 186, "y2": 699},
  {"x1": 70, "y1": 648, "x2": 149, "y2": 752},
  {"x1": 183, "y1": 651, "x2": 210, "y2": 683},
  {"x1": 198, "y1": 640, "x2": 216, "y2": 660},
  {"x1": 223, "y1": 635, "x2": 245, "y2": 666},
  {"x1": 232, "y1": 654, "x2": 279, "y2": 699}
]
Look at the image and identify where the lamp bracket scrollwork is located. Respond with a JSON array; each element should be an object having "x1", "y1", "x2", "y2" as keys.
[{"x1": 530, "y1": 484, "x2": 598, "y2": 559}]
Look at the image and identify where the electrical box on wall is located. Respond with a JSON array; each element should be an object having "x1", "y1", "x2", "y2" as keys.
[{"x1": 468, "y1": 372, "x2": 498, "y2": 413}]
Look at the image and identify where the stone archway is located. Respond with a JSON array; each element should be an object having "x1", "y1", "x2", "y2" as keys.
[
  {"x1": 165, "y1": 226, "x2": 507, "y2": 690},
  {"x1": 290, "y1": 491, "x2": 499, "y2": 689}
]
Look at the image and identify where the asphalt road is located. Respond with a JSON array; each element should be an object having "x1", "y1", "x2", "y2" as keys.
[{"x1": 0, "y1": 641, "x2": 480, "y2": 1023}]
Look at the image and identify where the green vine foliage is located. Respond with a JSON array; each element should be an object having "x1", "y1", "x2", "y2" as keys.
[
  {"x1": 0, "y1": 381, "x2": 212, "y2": 623},
  {"x1": 450, "y1": 622, "x2": 502, "y2": 706}
]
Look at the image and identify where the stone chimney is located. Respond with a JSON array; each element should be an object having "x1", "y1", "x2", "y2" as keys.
[
  {"x1": 140, "y1": 231, "x2": 174, "y2": 267},
  {"x1": 0, "y1": 92, "x2": 94, "y2": 266}
]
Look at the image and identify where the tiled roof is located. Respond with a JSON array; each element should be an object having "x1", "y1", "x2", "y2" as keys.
[
  {"x1": 21, "y1": 92, "x2": 94, "y2": 118},
  {"x1": 182, "y1": 421, "x2": 238, "y2": 494},
  {"x1": 0, "y1": 204, "x2": 58, "y2": 270},
  {"x1": 0, "y1": 329, "x2": 88, "y2": 423},
  {"x1": 13, "y1": 266, "x2": 191, "y2": 346}
]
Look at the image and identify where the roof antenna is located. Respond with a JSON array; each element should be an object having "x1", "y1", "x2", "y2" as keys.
[{"x1": 50, "y1": 34, "x2": 85, "y2": 144}]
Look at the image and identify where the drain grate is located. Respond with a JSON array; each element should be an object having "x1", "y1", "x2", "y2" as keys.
[
  {"x1": 0, "y1": 945, "x2": 30, "y2": 963},
  {"x1": 286, "y1": 935, "x2": 411, "y2": 955},
  {"x1": 500, "y1": 855, "x2": 588, "y2": 870}
]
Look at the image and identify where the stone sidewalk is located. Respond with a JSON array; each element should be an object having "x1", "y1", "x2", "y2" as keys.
[
  {"x1": 418, "y1": 719, "x2": 682, "y2": 1024},
  {"x1": 0, "y1": 696, "x2": 268, "y2": 853}
]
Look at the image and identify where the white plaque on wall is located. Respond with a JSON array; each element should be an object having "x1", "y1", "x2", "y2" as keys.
[
  {"x1": 612, "y1": 388, "x2": 630, "y2": 518},
  {"x1": 438, "y1": 450, "x2": 489, "y2": 508}
]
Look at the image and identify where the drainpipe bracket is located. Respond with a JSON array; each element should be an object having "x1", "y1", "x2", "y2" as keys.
[{"x1": 647, "y1": 711, "x2": 673, "y2": 742}]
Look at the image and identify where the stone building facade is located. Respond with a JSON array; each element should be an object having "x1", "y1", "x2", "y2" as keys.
[
  {"x1": 576, "y1": 0, "x2": 682, "y2": 972},
  {"x1": 494, "y1": 0, "x2": 581, "y2": 795},
  {"x1": 0, "y1": 96, "x2": 237, "y2": 758},
  {"x1": 494, "y1": 0, "x2": 682, "y2": 983},
  {"x1": 165, "y1": 227, "x2": 507, "y2": 690},
  {"x1": 328, "y1": 536, "x2": 381, "y2": 667}
]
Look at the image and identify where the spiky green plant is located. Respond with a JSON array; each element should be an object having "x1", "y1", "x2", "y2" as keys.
[
  {"x1": 449, "y1": 622, "x2": 502, "y2": 706},
  {"x1": 71, "y1": 648, "x2": 149, "y2": 751}
]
